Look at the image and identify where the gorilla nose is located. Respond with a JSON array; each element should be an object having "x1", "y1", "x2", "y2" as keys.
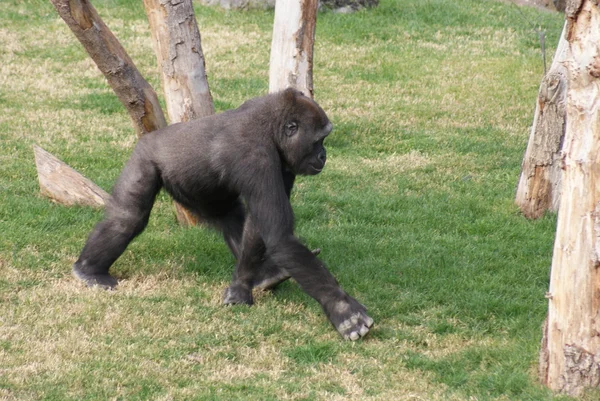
[{"x1": 318, "y1": 149, "x2": 326, "y2": 163}]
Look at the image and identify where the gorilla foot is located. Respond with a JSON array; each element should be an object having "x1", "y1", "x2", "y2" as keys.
[
  {"x1": 223, "y1": 284, "x2": 253, "y2": 305},
  {"x1": 73, "y1": 269, "x2": 118, "y2": 290},
  {"x1": 327, "y1": 296, "x2": 374, "y2": 341}
]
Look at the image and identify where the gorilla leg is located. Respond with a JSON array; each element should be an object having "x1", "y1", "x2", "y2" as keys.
[
  {"x1": 221, "y1": 210, "x2": 264, "y2": 305},
  {"x1": 220, "y1": 209, "x2": 294, "y2": 304},
  {"x1": 224, "y1": 168, "x2": 298, "y2": 295},
  {"x1": 217, "y1": 201, "x2": 245, "y2": 260},
  {"x1": 73, "y1": 152, "x2": 161, "y2": 289},
  {"x1": 252, "y1": 248, "x2": 321, "y2": 291}
]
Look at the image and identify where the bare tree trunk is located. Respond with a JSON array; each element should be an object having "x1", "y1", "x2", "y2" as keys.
[
  {"x1": 144, "y1": 0, "x2": 215, "y2": 226},
  {"x1": 33, "y1": 145, "x2": 110, "y2": 207},
  {"x1": 49, "y1": 0, "x2": 167, "y2": 137},
  {"x1": 515, "y1": 22, "x2": 568, "y2": 219},
  {"x1": 269, "y1": 0, "x2": 318, "y2": 97},
  {"x1": 144, "y1": 0, "x2": 214, "y2": 122},
  {"x1": 540, "y1": 1, "x2": 600, "y2": 396}
]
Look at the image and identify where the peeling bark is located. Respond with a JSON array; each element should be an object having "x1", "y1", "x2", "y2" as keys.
[
  {"x1": 542, "y1": 1, "x2": 600, "y2": 396},
  {"x1": 33, "y1": 145, "x2": 110, "y2": 207},
  {"x1": 516, "y1": 22, "x2": 568, "y2": 219},
  {"x1": 269, "y1": 0, "x2": 318, "y2": 98},
  {"x1": 50, "y1": 0, "x2": 167, "y2": 137},
  {"x1": 143, "y1": 0, "x2": 215, "y2": 226}
]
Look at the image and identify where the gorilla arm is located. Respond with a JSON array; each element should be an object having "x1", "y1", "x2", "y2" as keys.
[{"x1": 243, "y1": 167, "x2": 374, "y2": 340}]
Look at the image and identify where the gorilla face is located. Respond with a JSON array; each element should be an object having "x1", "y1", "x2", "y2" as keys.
[
  {"x1": 297, "y1": 122, "x2": 331, "y2": 175},
  {"x1": 280, "y1": 93, "x2": 333, "y2": 176}
]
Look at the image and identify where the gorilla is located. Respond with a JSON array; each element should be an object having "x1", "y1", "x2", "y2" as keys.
[{"x1": 73, "y1": 88, "x2": 373, "y2": 340}]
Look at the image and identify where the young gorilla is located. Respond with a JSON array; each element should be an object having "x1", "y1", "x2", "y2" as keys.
[{"x1": 73, "y1": 88, "x2": 373, "y2": 340}]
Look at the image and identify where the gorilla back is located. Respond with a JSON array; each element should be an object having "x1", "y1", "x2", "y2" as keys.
[{"x1": 73, "y1": 88, "x2": 373, "y2": 340}]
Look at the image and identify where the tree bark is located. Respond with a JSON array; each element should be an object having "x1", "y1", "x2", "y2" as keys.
[
  {"x1": 144, "y1": 0, "x2": 214, "y2": 122},
  {"x1": 50, "y1": 0, "x2": 167, "y2": 137},
  {"x1": 33, "y1": 145, "x2": 110, "y2": 207},
  {"x1": 515, "y1": 22, "x2": 568, "y2": 219},
  {"x1": 540, "y1": 1, "x2": 600, "y2": 396},
  {"x1": 143, "y1": 0, "x2": 215, "y2": 226},
  {"x1": 269, "y1": 0, "x2": 318, "y2": 98}
]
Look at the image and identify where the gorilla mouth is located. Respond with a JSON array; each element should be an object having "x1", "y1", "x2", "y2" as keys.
[{"x1": 309, "y1": 164, "x2": 324, "y2": 174}]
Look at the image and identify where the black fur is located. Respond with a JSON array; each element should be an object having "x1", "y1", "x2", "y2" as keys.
[{"x1": 73, "y1": 88, "x2": 373, "y2": 340}]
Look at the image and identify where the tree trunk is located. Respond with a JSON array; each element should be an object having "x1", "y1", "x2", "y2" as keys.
[
  {"x1": 49, "y1": 0, "x2": 167, "y2": 137},
  {"x1": 269, "y1": 0, "x2": 318, "y2": 98},
  {"x1": 515, "y1": 22, "x2": 568, "y2": 219},
  {"x1": 144, "y1": 0, "x2": 215, "y2": 226},
  {"x1": 33, "y1": 145, "x2": 110, "y2": 207},
  {"x1": 143, "y1": 0, "x2": 214, "y2": 123},
  {"x1": 540, "y1": 1, "x2": 600, "y2": 396}
]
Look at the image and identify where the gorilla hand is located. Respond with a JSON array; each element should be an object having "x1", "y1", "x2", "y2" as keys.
[{"x1": 325, "y1": 293, "x2": 374, "y2": 341}]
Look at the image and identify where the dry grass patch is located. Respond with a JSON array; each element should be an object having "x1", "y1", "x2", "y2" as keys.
[{"x1": 2, "y1": 252, "x2": 466, "y2": 400}]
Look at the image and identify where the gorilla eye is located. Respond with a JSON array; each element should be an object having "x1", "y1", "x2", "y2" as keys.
[{"x1": 286, "y1": 121, "x2": 298, "y2": 136}]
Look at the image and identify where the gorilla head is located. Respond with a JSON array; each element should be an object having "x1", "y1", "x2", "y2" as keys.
[{"x1": 276, "y1": 89, "x2": 332, "y2": 176}]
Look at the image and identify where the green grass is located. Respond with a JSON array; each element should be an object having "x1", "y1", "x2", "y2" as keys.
[{"x1": 0, "y1": 0, "x2": 586, "y2": 399}]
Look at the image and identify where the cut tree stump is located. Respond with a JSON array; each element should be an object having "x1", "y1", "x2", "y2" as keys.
[{"x1": 33, "y1": 145, "x2": 109, "y2": 207}]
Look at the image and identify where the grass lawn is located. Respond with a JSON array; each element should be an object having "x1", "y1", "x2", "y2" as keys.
[{"x1": 0, "y1": 0, "x2": 592, "y2": 399}]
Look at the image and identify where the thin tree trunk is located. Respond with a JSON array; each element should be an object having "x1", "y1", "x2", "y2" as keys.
[
  {"x1": 143, "y1": 0, "x2": 215, "y2": 226},
  {"x1": 33, "y1": 145, "x2": 110, "y2": 207},
  {"x1": 49, "y1": 0, "x2": 167, "y2": 137},
  {"x1": 540, "y1": 1, "x2": 600, "y2": 396},
  {"x1": 144, "y1": 0, "x2": 214, "y2": 122},
  {"x1": 269, "y1": 0, "x2": 318, "y2": 97},
  {"x1": 516, "y1": 22, "x2": 568, "y2": 219}
]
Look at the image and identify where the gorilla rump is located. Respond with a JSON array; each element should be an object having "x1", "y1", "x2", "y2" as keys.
[{"x1": 73, "y1": 88, "x2": 373, "y2": 340}]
